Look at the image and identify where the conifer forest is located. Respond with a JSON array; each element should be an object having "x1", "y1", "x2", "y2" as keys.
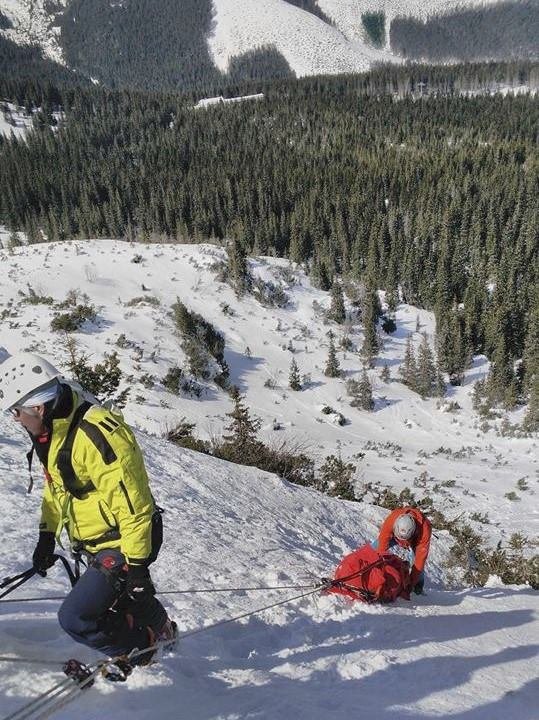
[{"x1": 0, "y1": 62, "x2": 538, "y2": 411}]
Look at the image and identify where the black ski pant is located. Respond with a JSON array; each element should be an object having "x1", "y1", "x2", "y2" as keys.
[{"x1": 57, "y1": 549, "x2": 167, "y2": 661}]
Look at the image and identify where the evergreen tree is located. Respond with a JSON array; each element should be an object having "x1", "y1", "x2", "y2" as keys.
[
  {"x1": 523, "y1": 374, "x2": 539, "y2": 432},
  {"x1": 437, "y1": 305, "x2": 466, "y2": 385},
  {"x1": 361, "y1": 234, "x2": 381, "y2": 366},
  {"x1": 324, "y1": 330, "x2": 341, "y2": 378},
  {"x1": 417, "y1": 332, "x2": 436, "y2": 398},
  {"x1": 289, "y1": 357, "x2": 302, "y2": 391},
  {"x1": 435, "y1": 364, "x2": 446, "y2": 397},
  {"x1": 400, "y1": 334, "x2": 418, "y2": 391},
  {"x1": 227, "y1": 237, "x2": 251, "y2": 297},
  {"x1": 221, "y1": 387, "x2": 262, "y2": 461},
  {"x1": 522, "y1": 299, "x2": 539, "y2": 395},
  {"x1": 329, "y1": 280, "x2": 346, "y2": 324},
  {"x1": 63, "y1": 336, "x2": 127, "y2": 405},
  {"x1": 348, "y1": 366, "x2": 374, "y2": 410},
  {"x1": 381, "y1": 363, "x2": 391, "y2": 383},
  {"x1": 487, "y1": 326, "x2": 516, "y2": 405}
]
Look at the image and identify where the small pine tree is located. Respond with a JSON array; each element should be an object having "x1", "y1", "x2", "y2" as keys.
[
  {"x1": 472, "y1": 379, "x2": 492, "y2": 417},
  {"x1": 522, "y1": 300, "x2": 539, "y2": 394},
  {"x1": 329, "y1": 281, "x2": 346, "y2": 324},
  {"x1": 324, "y1": 330, "x2": 341, "y2": 378},
  {"x1": 317, "y1": 454, "x2": 357, "y2": 500},
  {"x1": 7, "y1": 229, "x2": 22, "y2": 250},
  {"x1": 227, "y1": 238, "x2": 252, "y2": 297},
  {"x1": 400, "y1": 334, "x2": 418, "y2": 391},
  {"x1": 417, "y1": 332, "x2": 436, "y2": 398},
  {"x1": 435, "y1": 365, "x2": 446, "y2": 397},
  {"x1": 289, "y1": 357, "x2": 302, "y2": 391},
  {"x1": 348, "y1": 367, "x2": 374, "y2": 410},
  {"x1": 381, "y1": 363, "x2": 391, "y2": 383},
  {"x1": 221, "y1": 387, "x2": 262, "y2": 462},
  {"x1": 63, "y1": 336, "x2": 127, "y2": 405},
  {"x1": 360, "y1": 286, "x2": 380, "y2": 367}
]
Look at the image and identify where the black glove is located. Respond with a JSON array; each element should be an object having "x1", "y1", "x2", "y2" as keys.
[
  {"x1": 32, "y1": 531, "x2": 56, "y2": 577},
  {"x1": 126, "y1": 565, "x2": 155, "y2": 602}
]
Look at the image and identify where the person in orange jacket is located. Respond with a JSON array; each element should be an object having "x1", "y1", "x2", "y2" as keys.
[{"x1": 377, "y1": 507, "x2": 432, "y2": 595}]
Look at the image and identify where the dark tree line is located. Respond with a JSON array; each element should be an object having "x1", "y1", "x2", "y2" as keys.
[
  {"x1": 362, "y1": 12, "x2": 386, "y2": 47},
  {"x1": 391, "y1": 1, "x2": 539, "y2": 63},
  {"x1": 60, "y1": 0, "x2": 220, "y2": 93},
  {"x1": 0, "y1": 12, "x2": 12, "y2": 30},
  {"x1": 0, "y1": 63, "x2": 537, "y2": 405},
  {"x1": 282, "y1": 0, "x2": 333, "y2": 25},
  {"x1": 0, "y1": 35, "x2": 85, "y2": 89}
]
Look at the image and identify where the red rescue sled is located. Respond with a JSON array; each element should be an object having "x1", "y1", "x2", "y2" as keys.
[{"x1": 325, "y1": 543, "x2": 410, "y2": 603}]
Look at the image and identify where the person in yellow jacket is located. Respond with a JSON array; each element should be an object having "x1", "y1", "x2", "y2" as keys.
[{"x1": 0, "y1": 352, "x2": 175, "y2": 663}]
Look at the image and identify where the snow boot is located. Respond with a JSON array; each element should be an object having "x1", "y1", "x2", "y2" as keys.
[{"x1": 136, "y1": 617, "x2": 178, "y2": 666}]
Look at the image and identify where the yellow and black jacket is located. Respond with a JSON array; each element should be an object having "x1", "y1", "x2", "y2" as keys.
[{"x1": 36, "y1": 386, "x2": 154, "y2": 565}]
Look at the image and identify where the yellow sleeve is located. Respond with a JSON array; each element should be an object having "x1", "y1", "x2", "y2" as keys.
[{"x1": 39, "y1": 479, "x2": 61, "y2": 533}]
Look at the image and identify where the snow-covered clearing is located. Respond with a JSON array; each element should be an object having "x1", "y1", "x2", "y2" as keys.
[
  {"x1": 0, "y1": 237, "x2": 537, "y2": 718},
  {"x1": 0, "y1": 103, "x2": 33, "y2": 139}
]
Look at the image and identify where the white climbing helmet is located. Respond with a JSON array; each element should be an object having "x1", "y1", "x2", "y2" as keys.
[
  {"x1": 393, "y1": 513, "x2": 417, "y2": 541},
  {"x1": 0, "y1": 352, "x2": 64, "y2": 411}
]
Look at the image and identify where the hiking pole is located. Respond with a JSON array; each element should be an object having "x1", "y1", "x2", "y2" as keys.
[
  {"x1": 0, "y1": 568, "x2": 37, "y2": 601},
  {"x1": 0, "y1": 552, "x2": 80, "y2": 602}
]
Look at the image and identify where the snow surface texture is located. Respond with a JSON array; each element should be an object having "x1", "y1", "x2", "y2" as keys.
[
  {"x1": 1, "y1": 427, "x2": 537, "y2": 719},
  {"x1": 208, "y1": 0, "x2": 504, "y2": 76},
  {"x1": 0, "y1": 238, "x2": 537, "y2": 718}
]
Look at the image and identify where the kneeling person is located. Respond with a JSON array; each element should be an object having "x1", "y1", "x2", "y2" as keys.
[
  {"x1": 1, "y1": 353, "x2": 175, "y2": 663},
  {"x1": 377, "y1": 506, "x2": 431, "y2": 595}
]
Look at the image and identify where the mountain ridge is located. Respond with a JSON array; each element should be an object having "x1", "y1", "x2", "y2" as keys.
[{"x1": 1, "y1": 0, "x2": 536, "y2": 90}]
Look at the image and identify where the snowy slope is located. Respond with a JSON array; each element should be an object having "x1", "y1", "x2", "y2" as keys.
[
  {"x1": 209, "y1": 0, "x2": 508, "y2": 76},
  {"x1": 209, "y1": 0, "x2": 393, "y2": 77},
  {"x1": 1, "y1": 408, "x2": 538, "y2": 719},
  {"x1": 0, "y1": 103, "x2": 33, "y2": 139},
  {"x1": 319, "y1": 0, "x2": 505, "y2": 44},
  {"x1": 0, "y1": 237, "x2": 537, "y2": 553},
  {"x1": 0, "y1": 0, "x2": 66, "y2": 64}
]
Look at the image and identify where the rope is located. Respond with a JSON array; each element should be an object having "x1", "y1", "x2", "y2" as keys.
[
  {"x1": 0, "y1": 570, "x2": 37, "y2": 601},
  {"x1": 0, "y1": 657, "x2": 65, "y2": 667},
  {"x1": 1, "y1": 676, "x2": 82, "y2": 720},
  {"x1": 0, "y1": 582, "x2": 319, "y2": 604},
  {"x1": 0, "y1": 562, "x2": 382, "y2": 719},
  {"x1": 1, "y1": 582, "x2": 328, "y2": 720},
  {"x1": 128, "y1": 583, "x2": 327, "y2": 664}
]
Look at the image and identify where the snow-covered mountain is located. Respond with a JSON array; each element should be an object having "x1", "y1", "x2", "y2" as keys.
[
  {"x1": 0, "y1": 0, "x2": 530, "y2": 83},
  {"x1": 0, "y1": 236, "x2": 537, "y2": 718}
]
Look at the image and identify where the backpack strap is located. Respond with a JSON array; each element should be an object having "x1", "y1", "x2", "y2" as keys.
[{"x1": 56, "y1": 400, "x2": 95, "y2": 499}]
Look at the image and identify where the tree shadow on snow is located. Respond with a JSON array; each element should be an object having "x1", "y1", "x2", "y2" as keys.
[{"x1": 224, "y1": 348, "x2": 265, "y2": 391}]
